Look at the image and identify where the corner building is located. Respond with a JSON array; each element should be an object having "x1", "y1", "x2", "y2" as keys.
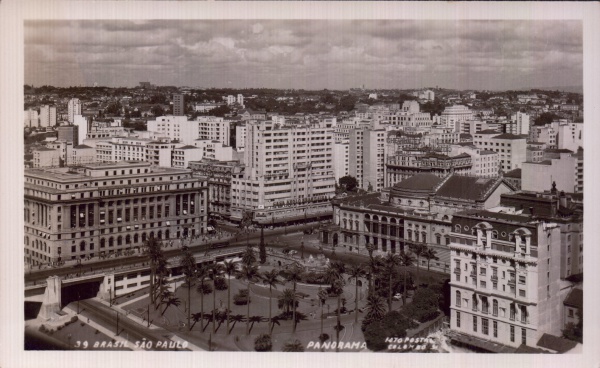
[
  {"x1": 24, "y1": 161, "x2": 208, "y2": 265},
  {"x1": 449, "y1": 210, "x2": 563, "y2": 349}
]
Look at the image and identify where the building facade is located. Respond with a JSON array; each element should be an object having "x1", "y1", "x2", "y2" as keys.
[
  {"x1": 68, "y1": 98, "x2": 82, "y2": 124},
  {"x1": 24, "y1": 161, "x2": 208, "y2": 265}
]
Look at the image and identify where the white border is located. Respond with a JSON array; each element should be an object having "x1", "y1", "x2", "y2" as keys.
[{"x1": 2, "y1": 2, "x2": 599, "y2": 368}]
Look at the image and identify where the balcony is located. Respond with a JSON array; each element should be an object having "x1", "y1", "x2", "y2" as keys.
[
  {"x1": 470, "y1": 271, "x2": 477, "y2": 278},
  {"x1": 491, "y1": 275, "x2": 498, "y2": 282},
  {"x1": 508, "y1": 278, "x2": 516, "y2": 286},
  {"x1": 453, "y1": 267, "x2": 461, "y2": 275}
]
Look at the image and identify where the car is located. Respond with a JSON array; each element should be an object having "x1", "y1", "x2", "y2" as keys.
[{"x1": 393, "y1": 293, "x2": 402, "y2": 301}]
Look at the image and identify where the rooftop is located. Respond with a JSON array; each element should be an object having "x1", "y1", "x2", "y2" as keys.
[
  {"x1": 435, "y1": 175, "x2": 498, "y2": 201},
  {"x1": 504, "y1": 168, "x2": 522, "y2": 178},
  {"x1": 563, "y1": 288, "x2": 583, "y2": 309},
  {"x1": 536, "y1": 334, "x2": 578, "y2": 353},
  {"x1": 393, "y1": 173, "x2": 442, "y2": 192}
]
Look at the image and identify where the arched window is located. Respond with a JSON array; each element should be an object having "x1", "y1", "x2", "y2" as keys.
[
  {"x1": 117, "y1": 236, "x2": 123, "y2": 246},
  {"x1": 142, "y1": 233, "x2": 147, "y2": 242},
  {"x1": 407, "y1": 230, "x2": 413, "y2": 241},
  {"x1": 80, "y1": 240, "x2": 86, "y2": 251},
  {"x1": 445, "y1": 235, "x2": 450, "y2": 245},
  {"x1": 165, "y1": 230, "x2": 170, "y2": 239},
  {"x1": 493, "y1": 299, "x2": 498, "y2": 316},
  {"x1": 442, "y1": 215, "x2": 449, "y2": 221},
  {"x1": 492, "y1": 231, "x2": 498, "y2": 239},
  {"x1": 455, "y1": 225, "x2": 461, "y2": 232},
  {"x1": 391, "y1": 218, "x2": 397, "y2": 224},
  {"x1": 436, "y1": 234, "x2": 441, "y2": 244},
  {"x1": 126, "y1": 235, "x2": 131, "y2": 244},
  {"x1": 150, "y1": 231, "x2": 155, "y2": 239},
  {"x1": 381, "y1": 216, "x2": 388, "y2": 223},
  {"x1": 134, "y1": 234, "x2": 139, "y2": 243},
  {"x1": 456, "y1": 291, "x2": 461, "y2": 307},
  {"x1": 373, "y1": 215, "x2": 379, "y2": 221},
  {"x1": 422, "y1": 232, "x2": 427, "y2": 244},
  {"x1": 100, "y1": 238, "x2": 106, "y2": 248},
  {"x1": 364, "y1": 214, "x2": 370, "y2": 220},
  {"x1": 157, "y1": 230, "x2": 162, "y2": 239},
  {"x1": 109, "y1": 237, "x2": 114, "y2": 247}
]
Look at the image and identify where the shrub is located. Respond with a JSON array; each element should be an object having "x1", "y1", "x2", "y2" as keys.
[
  {"x1": 95, "y1": 330, "x2": 100, "y2": 335},
  {"x1": 254, "y1": 334, "x2": 273, "y2": 352},
  {"x1": 403, "y1": 288, "x2": 440, "y2": 323},
  {"x1": 233, "y1": 289, "x2": 250, "y2": 305},
  {"x1": 319, "y1": 333, "x2": 330, "y2": 343},
  {"x1": 214, "y1": 277, "x2": 228, "y2": 291},
  {"x1": 197, "y1": 283, "x2": 213, "y2": 295},
  {"x1": 39, "y1": 325, "x2": 48, "y2": 333},
  {"x1": 363, "y1": 311, "x2": 416, "y2": 351},
  {"x1": 57, "y1": 325, "x2": 63, "y2": 330},
  {"x1": 70, "y1": 315, "x2": 79, "y2": 324},
  {"x1": 282, "y1": 339, "x2": 304, "y2": 352},
  {"x1": 303, "y1": 272, "x2": 327, "y2": 285},
  {"x1": 80, "y1": 322, "x2": 85, "y2": 327}
]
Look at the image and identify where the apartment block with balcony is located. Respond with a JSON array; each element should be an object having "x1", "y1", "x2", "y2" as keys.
[
  {"x1": 230, "y1": 119, "x2": 336, "y2": 225},
  {"x1": 449, "y1": 210, "x2": 563, "y2": 350},
  {"x1": 24, "y1": 161, "x2": 208, "y2": 266}
]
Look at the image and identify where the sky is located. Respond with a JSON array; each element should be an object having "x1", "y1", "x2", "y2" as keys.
[{"x1": 24, "y1": 20, "x2": 583, "y2": 91}]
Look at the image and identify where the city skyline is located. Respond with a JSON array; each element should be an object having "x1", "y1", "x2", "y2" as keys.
[{"x1": 25, "y1": 20, "x2": 582, "y2": 91}]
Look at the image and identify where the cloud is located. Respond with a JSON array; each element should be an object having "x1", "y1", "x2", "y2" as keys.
[{"x1": 25, "y1": 19, "x2": 582, "y2": 90}]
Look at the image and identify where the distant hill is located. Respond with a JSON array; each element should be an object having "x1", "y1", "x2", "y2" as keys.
[{"x1": 529, "y1": 86, "x2": 583, "y2": 94}]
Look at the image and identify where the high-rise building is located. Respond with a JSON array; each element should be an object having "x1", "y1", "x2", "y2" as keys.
[
  {"x1": 441, "y1": 105, "x2": 474, "y2": 132},
  {"x1": 197, "y1": 116, "x2": 231, "y2": 146},
  {"x1": 24, "y1": 108, "x2": 39, "y2": 128},
  {"x1": 173, "y1": 94, "x2": 185, "y2": 116},
  {"x1": 473, "y1": 132, "x2": 528, "y2": 173},
  {"x1": 147, "y1": 116, "x2": 197, "y2": 145},
  {"x1": 237, "y1": 94, "x2": 244, "y2": 107},
  {"x1": 39, "y1": 105, "x2": 57, "y2": 128},
  {"x1": 449, "y1": 210, "x2": 563, "y2": 350},
  {"x1": 230, "y1": 119, "x2": 336, "y2": 225},
  {"x1": 226, "y1": 95, "x2": 236, "y2": 106},
  {"x1": 510, "y1": 112, "x2": 530, "y2": 136},
  {"x1": 67, "y1": 98, "x2": 82, "y2": 123},
  {"x1": 24, "y1": 161, "x2": 208, "y2": 265},
  {"x1": 73, "y1": 115, "x2": 89, "y2": 144},
  {"x1": 57, "y1": 125, "x2": 79, "y2": 146}
]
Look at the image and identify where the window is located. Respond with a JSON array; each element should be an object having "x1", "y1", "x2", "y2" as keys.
[
  {"x1": 568, "y1": 308, "x2": 574, "y2": 318},
  {"x1": 519, "y1": 276, "x2": 526, "y2": 285},
  {"x1": 482, "y1": 318, "x2": 489, "y2": 335},
  {"x1": 510, "y1": 325, "x2": 515, "y2": 342},
  {"x1": 493, "y1": 321, "x2": 498, "y2": 338},
  {"x1": 493, "y1": 300, "x2": 498, "y2": 316},
  {"x1": 521, "y1": 306, "x2": 528, "y2": 324},
  {"x1": 480, "y1": 281, "x2": 487, "y2": 289},
  {"x1": 456, "y1": 291, "x2": 461, "y2": 307},
  {"x1": 521, "y1": 328, "x2": 527, "y2": 345},
  {"x1": 510, "y1": 304, "x2": 516, "y2": 320},
  {"x1": 480, "y1": 267, "x2": 486, "y2": 275},
  {"x1": 519, "y1": 289, "x2": 526, "y2": 297},
  {"x1": 473, "y1": 316, "x2": 477, "y2": 332}
]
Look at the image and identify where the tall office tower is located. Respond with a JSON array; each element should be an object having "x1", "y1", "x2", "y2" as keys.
[
  {"x1": 68, "y1": 98, "x2": 82, "y2": 123},
  {"x1": 173, "y1": 94, "x2": 185, "y2": 116},
  {"x1": 57, "y1": 125, "x2": 79, "y2": 146},
  {"x1": 24, "y1": 108, "x2": 39, "y2": 128},
  {"x1": 230, "y1": 119, "x2": 336, "y2": 225},
  {"x1": 39, "y1": 105, "x2": 57, "y2": 128}
]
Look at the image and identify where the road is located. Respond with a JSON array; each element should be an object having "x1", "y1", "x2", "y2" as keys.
[{"x1": 25, "y1": 223, "x2": 320, "y2": 284}]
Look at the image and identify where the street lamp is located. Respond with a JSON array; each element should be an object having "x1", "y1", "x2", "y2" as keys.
[{"x1": 115, "y1": 311, "x2": 120, "y2": 336}]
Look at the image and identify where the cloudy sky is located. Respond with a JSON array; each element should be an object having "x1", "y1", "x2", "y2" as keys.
[{"x1": 25, "y1": 20, "x2": 582, "y2": 91}]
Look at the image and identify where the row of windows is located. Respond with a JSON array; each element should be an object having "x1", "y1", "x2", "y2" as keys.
[{"x1": 456, "y1": 312, "x2": 526, "y2": 344}]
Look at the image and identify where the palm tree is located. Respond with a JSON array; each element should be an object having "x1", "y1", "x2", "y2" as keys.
[
  {"x1": 282, "y1": 339, "x2": 304, "y2": 352},
  {"x1": 423, "y1": 247, "x2": 439, "y2": 272},
  {"x1": 382, "y1": 252, "x2": 401, "y2": 312},
  {"x1": 153, "y1": 257, "x2": 169, "y2": 310},
  {"x1": 411, "y1": 243, "x2": 426, "y2": 283},
  {"x1": 195, "y1": 264, "x2": 210, "y2": 330},
  {"x1": 228, "y1": 314, "x2": 246, "y2": 334},
  {"x1": 144, "y1": 237, "x2": 166, "y2": 307},
  {"x1": 241, "y1": 246, "x2": 257, "y2": 267},
  {"x1": 209, "y1": 263, "x2": 224, "y2": 333},
  {"x1": 160, "y1": 295, "x2": 182, "y2": 317},
  {"x1": 179, "y1": 250, "x2": 197, "y2": 330},
  {"x1": 325, "y1": 261, "x2": 346, "y2": 352},
  {"x1": 317, "y1": 287, "x2": 328, "y2": 352},
  {"x1": 364, "y1": 293, "x2": 387, "y2": 325},
  {"x1": 190, "y1": 312, "x2": 203, "y2": 330},
  {"x1": 346, "y1": 264, "x2": 366, "y2": 323},
  {"x1": 399, "y1": 251, "x2": 415, "y2": 306},
  {"x1": 248, "y1": 315, "x2": 264, "y2": 333},
  {"x1": 285, "y1": 265, "x2": 304, "y2": 334},
  {"x1": 261, "y1": 269, "x2": 281, "y2": 331},
  {"x1": 269, "y1": 316, "x2": 281, "y2": 334},
  {"x1": 277, "y1": 288, "x2": 297, "y2": 315},
  {"x1": 237, "y1": 263, "x2": 259, "y2": 335},
  {"x1": 222, "y1": 259, "x2": 238, "y2": 334},
  {"x1": 365, "y1": 243, "x2": 378, "y2": 296}
]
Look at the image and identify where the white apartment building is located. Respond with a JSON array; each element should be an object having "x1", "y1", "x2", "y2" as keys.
[
  {"x1": 362, "y1": 129, "x2": 387, "y2": 192},
  {"x1": 333, "y1": 140, "x2": 350, "y2": 182},
  {"x1": 68, "y1": 98, "x2": 82, "y2": 124},
  {"x1": 235, "y1": 124, "x2": 246, "y2": 151},
  {"x1": 441, "y1": 105, "x2": 474, "y2": 132},
  {"x1": 227, "y1": 95, "x2": 236, "y2": 105},
  {"x1": 96, "y1": 138, "x2": 152, "y2": 163},
  {"x1": 237, "y1": 94, "x2": 244, "y2": 107},
  {"x1": 473, "y1": 132, "x2": 527, "y2": 173},
  {"x1": 556, "y1": 122, "x2": 583, "y2": 153},
  {"x1": 449, "y1": 210, "x2": 563, "y2": 349},
  {"x1": 172, "y1": 146, "x2": 204, "y2": 169},
  {"x1": 39, "y1": 105, "x2": 57, "y2": 128},
  {"x1": 522, "y1": 151, "x2": 581, "y2": 194},
  {"x1": 377, "y1": 101, "x2": 432, "y2": 128},
  {"x1": 196, "y1": 116, "x2": 231, "y2": 146},
  {"x1": 450, "y1": 145, "x2": 500, "y2": 178},
  {"x1": 509, "y1": 112, "x2": 530, "y2": 136},
  {"x1": 147, "y1": 115, "x2": 197, "y2": 145},
  {"x1": 73, "y1": 115, "x2": 88, "y2": 144},
  {"x1": 24, "y1": 108, "x2": 39, "y2": 128},
  {"x1": 230, "y1": 119, "x2": 336, "y2": 223}
]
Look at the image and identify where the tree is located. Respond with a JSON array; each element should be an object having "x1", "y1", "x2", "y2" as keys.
[
  {"x1": 144, "y1": 237, "x2": 167, "y2": 309},
  {"x1": 410, "y1": 243, "x2": 427, "y2": 284},
  {"x1": 338, "y1": 176, "x2": 358, "y2": 192},
  {"x1": 534, "y1": 112, "x2": 558, "y2": 126},
  {"x1": 222, "y1": 259, "x2": 238, "y2": 334},
  {"x1": 237, "y1": 263, "x2": 259, "y2": 335},
  {"x1": 399, "y1": 252, "x2": 415, "y2": 305},
  {"x1": 285, "y1": 265, "x2": 304, "y2": 334},
  {"x1": 160, "y1": 294, "x2": 181, "y2": 317},
  {"x1": 562, "y1": 304, "x2": 583, "y2": 343},
  {"x1": 254, "y1": 334, "x2": 273, "y2": 352},
  {"x1": 325, "y1": 261, "x2": 346, "y2": 352},
  {"x1": 277, "y1": 288, "x2": 298, "y2": 315},
  {"x1": 195, "y1": 264, "x2": 210, "y2": 330},
  {"x1": 151, "y1": 104, "x2": 165, "y2": 117},
  {"x1": 209, "y1": 263, "x2": 224, "y2": 333},
  {"x1": 282, "y1": 339, "x2": 304, "y2": 352},
  {"x1": 423, "y1": 247, "x2": 439, "y2": 272},
  {"x1": 346, "y1": 264, "x2": 366, "y2": 323},
  {"x1": 240, "y1": 211, "x2": 254, "y2": 249},
  {"x1": 190, "y1": 312, "x2": 203, "y2": 330},
  {"x1": 261, "y1": 269, "x2": 281, "y2": 332},
  {"x1": 382, "y1": 253, "x2": 401, "y2": 311},
  {"x1": 363, "y1": 311, "x2": 416, "y2": 351},
  {"x1": 403, "y1": 287, "x2": 440, "y2": 323},
  {"x1": 241, "y1": 246, "x2": 257, "y2": 267},
  {"x1": 178, "y1": 249, "x2": 197, "y2": 330},
  {"x1": 317, "y1": 287, "x2": 328, "y2": 351},
  {"x1": 259, "y1": 226, "x2": 267, "y2": 264},
  {"x1": 363, "y1": 293, "x2": 387, "y2": 328},
  {"x1": 228, "y1": 314, "x2": 245, "y2": 334}
]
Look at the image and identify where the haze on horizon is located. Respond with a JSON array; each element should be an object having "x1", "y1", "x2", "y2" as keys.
[{"x1": 25, "y1": 20, "x2": 582, "y2": 91}]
